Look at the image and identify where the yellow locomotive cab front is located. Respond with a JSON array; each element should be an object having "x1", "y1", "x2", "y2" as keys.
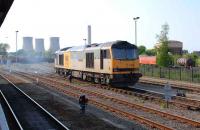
[{"x1": 110, "y1": 42, "x2": 142, "y2": 85}]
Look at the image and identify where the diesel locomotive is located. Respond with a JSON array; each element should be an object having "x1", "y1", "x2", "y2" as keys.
[{"x1": 54, "y1": 40, "x2": 142, "y2": 86}]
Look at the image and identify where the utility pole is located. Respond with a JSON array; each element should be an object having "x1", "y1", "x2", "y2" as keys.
[
  {"x1": 133, "y1": 17, "x2": 140, "y2": 46},
  {"x1": 15, "y1": 30, "x2": 19, "y2": 63}
]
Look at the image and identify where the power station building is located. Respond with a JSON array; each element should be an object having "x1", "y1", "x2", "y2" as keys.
[
  {"x1": 35, "y1": 38, "x2": 45, "y2": 53},
  {"x1": 49, "y1": 37, "x2": 60, "y2": 53},
  {"x1": 23, "y1": 37, "x2": 33, "y2": 51},
  {"x1": 155, "y1": 40, "x2": 183, "y2": 55}
]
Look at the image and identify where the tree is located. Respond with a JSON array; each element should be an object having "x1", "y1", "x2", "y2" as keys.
[
  {"x1": 16, "y1": 49, "x2": 27, "y2": 56},
  {"x1": 197, "y1": 58, "x2": 200, "y2": 67},
  {"x1": 0, "y1": 43, "x2": 10, "y2": 55},
  {"x1": 156, "y1": 23, "x2": 172, "y2": 67},
  {"x1": 145, "y1": 49, "x2": 156, "y2": 56},
  {"x1": 138, "y1": 45, "x2": 146, "y2": 55},
  {"x1": 44, "y1": 50, "x2": 54, "y2": 59}
]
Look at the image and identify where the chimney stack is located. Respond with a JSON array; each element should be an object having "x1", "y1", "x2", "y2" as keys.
[
  {"x1": 35, "y1": 38, "x2": 45, "y2": 53},
  {"x1": 23, "y1": 37, "x2": 33, "y2": 51},
  {"x1": 88, "y1": 25, "x2": 91, "y2": 45},
  {"x1": 49, "y1": 37, "x2": 60, "y2": 53}
]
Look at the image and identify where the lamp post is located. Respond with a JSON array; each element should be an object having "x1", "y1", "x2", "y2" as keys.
[
  {"x1": 15, "y1": 30, "x2": 19, "y2": 63},
  {"x1": 133, "y1": 17, "x2": 140, "y2": 46},
  {"x1": 83, "y1": 38, "x2": 87, "y2": 46}
]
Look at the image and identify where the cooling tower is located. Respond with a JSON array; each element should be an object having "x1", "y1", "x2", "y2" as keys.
[
  {"x1": 49, "y1": 37, "x2": 60, "y2": 53},
  {"x1": 35, "y1": 38, "x2": 45, "y2": 53},
  {"x1": 23, "y1": 37, "x2": 33, "y2": 51},
  {"x1": 88, "y1": 25, "x2": 91, "y2": 45}
]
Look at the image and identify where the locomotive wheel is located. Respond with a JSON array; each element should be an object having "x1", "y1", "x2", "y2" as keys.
[
  {"x1": 106, "y1": 78, "x2": 110, "y2": 85},
  {"x1": 94, "y1": 78, "x2": 100, "y2": 83},
  {"x1": 82, "y1": 74, "x2": 87, "y2": 81},
  {"x1": 91, "y1": 77, "x2": 95, "y2": 83},
  {"x1": 100, "y1": 78, "x2": 105, "y2": 84},
  {"x1": 86, "y1": 76, "x2": 91, "y2": 81}
]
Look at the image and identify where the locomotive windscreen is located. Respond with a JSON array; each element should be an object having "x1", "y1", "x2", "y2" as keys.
[
  {"x1": 111, "y1": 41, "x2": 138, "y2": 60},
  {"x1": 112, "y1": 48, "x2": 138, "y2": 60}
]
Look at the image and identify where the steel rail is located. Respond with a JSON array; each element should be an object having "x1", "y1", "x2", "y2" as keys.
[
  {"x1": 139, "y1": 78, "x2": 200, "y2": 93},
  {"x1": 0, "y1": 90, "x2": 23, "y2": 130},
  {"x1": 0, "y1": 74, "x2": 70, "y2": 130},
  {"x1": 6, "y1": 71, "x2": 174, "y2": 130}
]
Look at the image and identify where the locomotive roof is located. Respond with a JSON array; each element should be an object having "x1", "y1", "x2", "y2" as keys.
[{"x1": 56, "y1": 40, "x2": 136, "y2": 53}]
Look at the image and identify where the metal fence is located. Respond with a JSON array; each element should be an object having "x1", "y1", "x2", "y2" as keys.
[{"x1": 139, "y1": 65, "x2": 200, "y2": 83}]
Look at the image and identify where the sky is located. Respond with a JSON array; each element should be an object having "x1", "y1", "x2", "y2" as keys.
[{"x1": 0, "y1": 0, "x2": 200, "y2": 52}]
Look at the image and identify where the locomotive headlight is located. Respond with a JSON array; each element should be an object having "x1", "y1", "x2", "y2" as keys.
[{"x1": 113, "y1": 68, "x2": 118, "y2": 72}]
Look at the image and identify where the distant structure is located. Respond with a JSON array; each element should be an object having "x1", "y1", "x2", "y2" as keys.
[
  {"x1": 182, "y1": 50, "x2": 188, "y2": 55},
  {"x1": 35, "y1": 38, "x2": 45, "y2": 53},
  {"x1": 88, "y1": 25, "x2": 91, "y2": 45},
  {"x1": 49, "y1": 37, "x2": 60, "y2": 53},
  {"x1": 193, "y1": 51, "x2": 200, "y2": 56},
  {"x1": 23, "y1": 37, "x2": 33, "y2": 51},
  {"x1": 155, "y1": 40, "x2": 183, "y2": 55}
]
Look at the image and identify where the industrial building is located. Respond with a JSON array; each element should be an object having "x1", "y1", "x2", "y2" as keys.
[
  {"x1": 155, "y1": 40, "x2": 183, "y2": 55},
  {"x1": 35, "y1": 38, "x2": 45, "y2": 53},
  {"x1": 49, "y1": 37, "x2": 60, "y2": 53},
  {"x1": 23, "y1": 37, "x2": 33, "y2": 51}
]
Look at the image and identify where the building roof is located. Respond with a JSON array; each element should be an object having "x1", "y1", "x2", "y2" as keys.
[
  {"x1": 155, "y1": 40, "x2": 183, "y2": 48},
  {"x1": 168, "y1": 40, "x2": 183, "y2": 48},
  {"x1": 0, "y1": 0, "x2": 14, "y2": 27}
]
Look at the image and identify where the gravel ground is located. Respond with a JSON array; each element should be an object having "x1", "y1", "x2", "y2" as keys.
[
  {"x1": 45, "y1": 76, "x2": 200, "y2": 123},
  {"x1": 187, "y1": 93, "x2": 200, "y2": 100},
  {"x1": 42, "y1": 77, "x2": 199, "y2": 130},
  {"x1": 5, "y1": 73, "x2": 148, "y2": 130}
]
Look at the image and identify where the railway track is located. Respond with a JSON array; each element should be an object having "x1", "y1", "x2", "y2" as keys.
[
  {"x1": 6, "y1": 71, "x2": 200, "y2": 130},
  {"x1": 7, "y1": 69, "x2": 200, "y2": 110},
  {"x1": 0, "y1": 91, "x2": 22, "y2": 130},
  {"x1": 46, "y1": 73, "x2": 200, "y2": 111},
  {"x1": 0, "y1": 74, "x2": 69, "y2": 130},
  {"x1": 130, "y1": 86, "x2": 200, "y2": 110},
  {"x1": 140, "y1": 77, "x2": 200, "y2": 93}
]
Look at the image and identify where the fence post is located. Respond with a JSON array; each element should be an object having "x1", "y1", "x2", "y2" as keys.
[
  {"x1": 160, "y1": 67, "x2": 161, "y2": 78},
  {"x1": 151, "y1": 65, "x2": 153, "y2": 76},
  {"x1": 192, "y1": 67, "x2": 193, "y2": 82},
  {"x1": 169, "y1": 68, "x2": 170, "y2": 79},
  {"x1": 180, "y1": 67, "x2": 181, "y2": 80}
]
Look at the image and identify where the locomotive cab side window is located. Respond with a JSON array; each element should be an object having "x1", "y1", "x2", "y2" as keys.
[
  {"x1": 86, "y1": 53, "x2": 94, "y2": 68},
  {"x1": 100, "y1": 49, "x2": 110, "y2": 69},
  {"x1": 59, "y1": 54, "x2": 64, "y2": 65},
  {"x1": 103, "y1": 49, "x2": 110, "y2": 59}
]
